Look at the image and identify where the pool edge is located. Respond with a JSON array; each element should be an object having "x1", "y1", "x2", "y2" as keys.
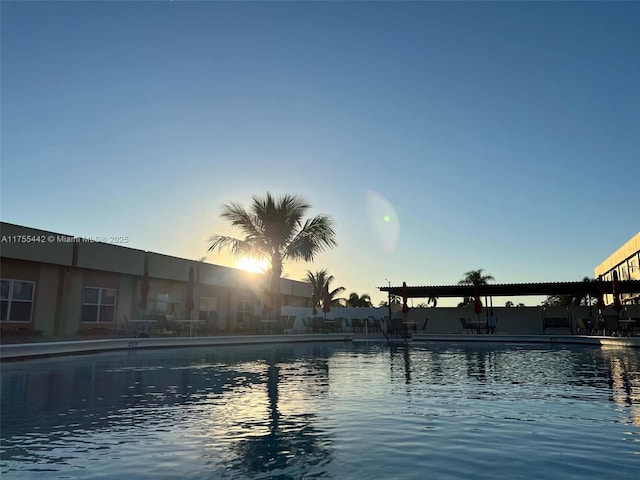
[{"x1": 0, "y1": 334, "x2": 354, "y2": 361}]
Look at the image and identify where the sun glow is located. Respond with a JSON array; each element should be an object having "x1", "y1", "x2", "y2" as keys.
[{"x1": 236, "y1": 257, "x2": 269, "y2": 273}]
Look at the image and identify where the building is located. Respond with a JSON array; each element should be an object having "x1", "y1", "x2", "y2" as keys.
[
  {"x1": 0, "y1": 222, "x2": 311, "y2": 336},
  {"x1": 594, "y1": 232, "x2": 640, "y2": 305}
]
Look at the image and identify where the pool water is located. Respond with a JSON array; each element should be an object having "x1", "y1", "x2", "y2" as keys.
[{"x1": 1, "y1": 341, "x2": 639, "y2": 479}]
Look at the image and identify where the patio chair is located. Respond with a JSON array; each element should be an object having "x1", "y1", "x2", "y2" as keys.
[
  {"x1": 160, "y1": 314, "x2": 178, "y2": 336},
  {"x1": 333, "y1": 317, "x2": 344, "y2": 333},
  {"x1": 487, "y1": 316, "x2": 498, "y2": 334},
  {"x1": 350, "y1": 318, "x2": 364, "y2": 333},
  {"x1": 575, "y1": 317, "x2": 593, "y2": 335},
  {"x1": 388, "y1": 318, "x2": 406, "y2": 337},
  {"x1": 363, "y1": 316, "x2": 378, "y2": 333},
  {"x1": 311, "y1": 316, "x2": 325, "y2": 333},
  {"x1": 283, "y1": 315, "x2": 296, "y2": 334},
  {"x1": 460, "y1": 317, "x2": 474, "y2": 334}
]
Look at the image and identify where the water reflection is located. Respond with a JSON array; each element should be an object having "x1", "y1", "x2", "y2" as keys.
[
  {"x1": 1, "y1": 344, "x2": 337, "y2": 477},
  {"x1": 409, "y1": 343, "x2": 640, "y2": 413},
  {"x1": 227, "y1": 353, "x2": 333, "y2": 477},
  {"x1": 1, "y1": 342, "x2": 639, "y2": 478}
]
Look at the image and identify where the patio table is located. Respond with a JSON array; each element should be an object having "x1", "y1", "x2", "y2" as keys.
[{"x1": 619, "y1": 318, "x2": 638, "y2": 337}]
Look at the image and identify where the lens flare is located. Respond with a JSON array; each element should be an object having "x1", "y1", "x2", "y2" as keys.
[{"x1": 365, "y1": 190, "x2": 399, "y2": 253}]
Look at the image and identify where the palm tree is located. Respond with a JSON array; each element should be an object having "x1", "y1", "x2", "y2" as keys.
[
  {"x1": 346, "y1": 292, "x2": 373, "y2": 308},
  {"x1": 305, "y1": 270, "x2": 346, "y2": 308},
  {"x1": 306, "y1": 269, "x2": 330, "y2": 307},
  {"x1": 543, "y1": 276, "x2": 594, "y2": 306},
  {"x1": 379, "y1": 295, "x2": 401, "y2": 307},
  {"x1": 458, "y1": 269, "x2": 495, "y2": 286},
  {"x1": 208, "y1": 193, "x2": 337, "y2": 318},
  {"x1": 458, "y1": 269, "x2": 495, "y2": 306}
]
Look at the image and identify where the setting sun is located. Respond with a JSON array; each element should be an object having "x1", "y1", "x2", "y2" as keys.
[{"x1": 236, "y1": 257, "x2": 269, "y2": 273}]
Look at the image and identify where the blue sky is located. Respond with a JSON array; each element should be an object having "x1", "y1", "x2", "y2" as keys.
[{"x1": 2, "y1": 1, "x2": 638, "y2": 306}]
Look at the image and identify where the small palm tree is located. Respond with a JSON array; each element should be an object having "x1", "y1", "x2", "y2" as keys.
[
  {"x1": 209, "y1": 193, "x2": 337, "y2": 318},
  {"x1": 347, "y1": 292, "x2": 373, "y2": 308},
  {"x1": 305, "y1": 269, "x2": 346, "y2": 309},
  {"x1": 458, "y1": 269, "x2": 495, "y2": 306},
  {"x1": 458, "y1": 269, "x2": 495, "y2": 286}
]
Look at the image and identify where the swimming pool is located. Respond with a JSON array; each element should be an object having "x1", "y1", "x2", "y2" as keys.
[{"x1": 1, "y1": 341, "x2": 639, "y2": 479}]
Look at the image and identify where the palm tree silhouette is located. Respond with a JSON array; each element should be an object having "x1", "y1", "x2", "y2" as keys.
[
  {"x1": 457, "y1": 269, "x2": 495, "y2": 306},
  {"x1": 208, "y1": 193, "x2": 337, "y2": 319},
  {"x1": 305, "y1": 269, "x2": 346, "y2": 308},
  {"x1": 347, "y1": 292, "x2": 373, "y2": 307}
]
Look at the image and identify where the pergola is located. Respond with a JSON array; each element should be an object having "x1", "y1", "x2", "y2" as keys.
[{"x1": 380, "y1": 280, "x2": 640, "y2": 301}]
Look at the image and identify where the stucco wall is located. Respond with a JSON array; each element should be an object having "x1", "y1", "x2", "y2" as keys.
[
  {"x1": 0, "y1": 223, "x2": 73, "y2": 266},
  {"x1": 76, "y1": 242, "x2": 145, "y2": 276},
  {"x1": 33, "y1": 264, "x2": 61, "y2": 335}
]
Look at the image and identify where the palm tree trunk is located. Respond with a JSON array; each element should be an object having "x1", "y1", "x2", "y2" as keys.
[{"x1": 270, "y1": 258, "x2": 283, "y2": 320}]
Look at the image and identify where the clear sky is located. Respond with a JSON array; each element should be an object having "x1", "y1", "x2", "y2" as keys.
[{"x1": 2, "y1": 1, "x2": 639, "y2": 307}]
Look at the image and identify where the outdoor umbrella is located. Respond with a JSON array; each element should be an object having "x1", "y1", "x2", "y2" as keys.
[
  {"x1": 185, "y1": 266, "x2": 195, "y2": 319},
  {"x1": 402, "y1": 281, "x2": 409, "y2": 315},
  {"x1": 473, "y1": 281, "x2": 483, "y2": 320},
  {"x1": 612, "y1": 270, "x2": 623, "y2": 312},
  {"x1": 596, "y1": 275, "x2": 605, "y2": 311},
  {"x1": 322, "y1": 283, "x2": 331, "y2": 319},
  {"x1": 139, "y1": 268, "x2": 150, "y2": 316}
]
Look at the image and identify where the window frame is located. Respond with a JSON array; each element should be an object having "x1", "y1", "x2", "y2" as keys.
[
  {"x1": 236, "y1": 298, "x2": 254, "y2": 323},
  {"x1": 81, "y1": 286, "x2": 117, "y2": 323},
  {"x1": 0, "y1": 278, "x2": 35, "y2": 323}
]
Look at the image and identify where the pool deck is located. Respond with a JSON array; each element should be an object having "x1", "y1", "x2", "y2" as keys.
[{"x1": 1, "y1": 333, "x2": 639, "y2": 360}]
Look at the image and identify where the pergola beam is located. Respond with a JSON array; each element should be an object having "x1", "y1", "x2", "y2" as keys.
[{"x1": 379, "y1": 280, "x2": 640, "y2": 298}]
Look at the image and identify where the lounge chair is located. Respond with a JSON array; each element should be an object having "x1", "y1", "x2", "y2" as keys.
[
  {"x1": 160, "y1": 314, "x2": 178, "y2": 336},
  {"x1": 575, "y1": 317, "x2": 593, "y2": 335}
]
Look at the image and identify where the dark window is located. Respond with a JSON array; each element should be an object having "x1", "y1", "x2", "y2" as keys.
[
  {"x1": 0, "y1": 279, "x2": 35, "y2": 323},
  {"x1": 81, "y1": 287, "x2": 117, "y2": 323}
]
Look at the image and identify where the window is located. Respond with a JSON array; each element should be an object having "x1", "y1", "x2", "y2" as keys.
[
  {"x1": 81, "y1": 287, "x2": 117, "y2": 323},
  {"x1": 199, "y1": 296, "x2": 218, "y2": 320},
  {"x1": 236, "y1": 299, "x2": 254, "y2": 323},
  {"x1": 1, "y1": 279, "x2": 35, "y2": 322}
]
